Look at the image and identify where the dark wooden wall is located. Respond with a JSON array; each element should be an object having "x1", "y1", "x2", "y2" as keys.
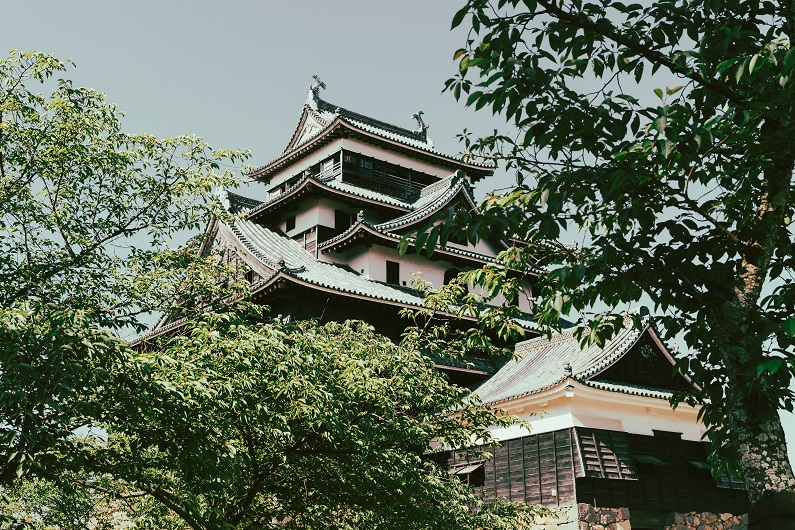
[
  {"x1": 439, "y1": 429, "x2": 579, "y2": 507},
  {"x1": 437, "y1": 428, "x2": 750, "y2": 517},
  {"x1": 576, "y1": 430, "x2": 749, "y2": 515}
]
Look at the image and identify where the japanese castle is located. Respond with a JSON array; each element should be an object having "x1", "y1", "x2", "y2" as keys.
[{"x1": 142, "y1": 78, "x2": 749, "y2": 528}]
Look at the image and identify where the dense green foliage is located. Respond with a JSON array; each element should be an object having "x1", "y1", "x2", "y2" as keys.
[
  {"x1": 0, "y1": 50, "x2": 544, "y2": 529},
  {"x1": 0, "y1": 49, "x2": 247, "y2": 493},
  {"x1": 91, "y1": 308, "x2": 544, "y2": 529},
  {"x1": 410, "y1": 0, "x2": 795, "y2": 512}
]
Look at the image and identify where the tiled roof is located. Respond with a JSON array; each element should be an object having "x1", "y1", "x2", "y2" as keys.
[
  {"x1": 226, "y1": 219, "x2": 540, "y2": 334},
  {"x1": 230, "y1": 219, "x2": 431, "y2": 307},
  {"x1": 316, "y1": 98, "x2": 432, "y2": 147},
  {"x1": 250, "y1": 94, "x2": 496, "y2": 178},
  {"x1": 324, "y1": 179, "x2": 412, "y2": 209},
  {"x1": 226, "y1": 191, "x2": 263, "y2": 214},
  {"x1": 474, "y1": 316, "x2": 648, "y2": 405},
  {"x1": 580, "y1": 380, "x2": 674, "y2": 400},
  {"x1": 319, "y1": 221, "x2": 497, "y2": 264},
  {"x1": 244, "y1": 174, "x2": 411, "y2": 220},
  {"x1": 374, "y1": 172, "x2": 476, "y2": 232}
]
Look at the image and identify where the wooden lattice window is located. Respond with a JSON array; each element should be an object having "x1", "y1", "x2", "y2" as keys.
[{"x1": 575, "y1": 428, "x2": 638, "y2": 480}]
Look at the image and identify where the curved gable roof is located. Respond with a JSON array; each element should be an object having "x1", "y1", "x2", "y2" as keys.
[
  {"x1": 249, "y1": 94, "x2": 496, "y2": 181},
  {"x1": 474, "y1": 313, "x2": 683, "y2": 405},
  {"x1": 318, "y1": 219, "x2": 497, "y2": 265},
  {"x1": 374, "y1": 171, "x2": 478, "y2": 233},
  {"x1": 244, "y1": 173, "x2": 412, "y2": 221}
]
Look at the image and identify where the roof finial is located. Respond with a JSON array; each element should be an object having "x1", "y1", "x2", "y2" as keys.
[
  {"x1": 411, "y1": 110, "x2": 429, "y2": 133},
  {"x1": 216, "y1": 185, "x2": 230, "y2": 212},
  {"x1": 563, "y1": 363, "x2": 573, "y2": 377},
  {"x1": 357, "y1": 210, "x2": 364, "y2": 223},
  {"x1": 306, "y1": 74, "x2": 326, "y2": 110},
  {"x1": 311, "y1": 74, "x2": 326, "y2": 93}
]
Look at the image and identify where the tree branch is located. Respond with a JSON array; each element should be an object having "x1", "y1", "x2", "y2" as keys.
[{"x1": 535, "y1": 0, "x2": 749, "y2": 110}]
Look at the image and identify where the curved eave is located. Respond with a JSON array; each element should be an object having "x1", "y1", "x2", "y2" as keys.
[
  {"x1": 490, "y1": 379, "x2": 694, "y2": 413},
  {"x1": 582, "y1": 323, "x2": 694, "y2": 388},
  {"x1": 375, "y1": 182, "x2": 479, "y2": 234},
  {"x1": 245, "y1": 177, "x2": 411, "y2": 222},
  {"x1": 319, "y1": 222, "x2": 495, "y2": 266},
  {"x1": 283, "y1": 105, "x2": 326, "y2": 153},
  {"x1": 248, "y1": 119, "x2": 495, "y2": 182},
  {"x1": 250, "y1": 271, "x2": 536, "y2": 332}
]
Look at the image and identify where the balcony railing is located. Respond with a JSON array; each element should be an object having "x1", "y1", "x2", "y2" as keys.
[{"x1": 304, "y1": 160, "x2": 426, "y2": 202}]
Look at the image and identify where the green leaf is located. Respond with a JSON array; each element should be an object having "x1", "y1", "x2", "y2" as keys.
[
  {"x1": 784, "y1": 318, "x2": 795, "y2": 338},
  {"x1": 784, "y1": 48, "x2": 795, "y2": 72},
  {"x1": 757, "y1": 358, "x2": 785, "y2": 375},
  {"x1": 451, "y1": 6, "x2": 468, "y2": 29}
]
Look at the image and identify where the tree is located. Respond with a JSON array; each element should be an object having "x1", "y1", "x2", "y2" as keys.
[
  {"x1": 80, "y1": 307, "x2": 545, "y2": 529},
  {"x1": 0, "y1": 50, "x2": 246, "y2": 487},
  {"x1": 0, "y1": 474, "x2": 179, "y2": 530},
  {"x1": 0, "y1": 50, "x2": 542, "y2": 529},
  {"x1": 412, "y1": 0, "x2": 795, "y2": 525}
]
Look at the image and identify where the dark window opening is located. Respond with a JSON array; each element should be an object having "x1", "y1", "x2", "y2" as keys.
[
  {"x1": 715, "y1": 471, "x2": 746, "y2": 490},
  {"x1": 335, "y1": 210, "x2": 354, "y2": 231},
  {"x1": 449, "y1": 463, "x2": 485, "y2": 488},
  {"x1": 244, "y1": 270, "x2": 259, "y2": 284},
  {"x1": 444, "y1": 268, "x2": 462, "y2": 285},
  {"x1": 286, "y1": 215, "x2": 296, "y2": 232},
  {"x1": 340, "y1": 153, "x2": 432, "y2": 201},
  {"x1": 687, "y1": 460, "x2": 713, "y2": 481},
  {"x1": 386, "y1": 261, "x2": 400, "y2": 285}
]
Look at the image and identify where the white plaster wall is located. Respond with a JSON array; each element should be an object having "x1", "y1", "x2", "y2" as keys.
[
  {"x1": 281, "y1": 199, "x2": 320, "y2": 235},
  {"x1": 340, "y1": 138, "x2": 454, "y2": 180},
  {"x1": 266, "y1": 135, "x2": 468, "y2": 191},
  {"x1": 487, "y1": 386, "x2": 705, "y2": 443},
  {"x1": 324, "y1": 243, "x2": 457, "y2": 286},
  {"x1": 446, "y1": 237, "x2": 501, "y2": 258},
  {"x1": 267, "y1": 141, "x2": 343, "y2": 190},
  {"x1": 317, "y1": 197, "x2": 345, "y2": 227}
]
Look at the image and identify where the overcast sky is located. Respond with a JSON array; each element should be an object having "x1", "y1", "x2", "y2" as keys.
[
  {"x1": 2, "y1": 1, "x2": 512, "y2": 193},
  {"x1": 5, "y1": 1, "x2": 794, "y2": 464}
]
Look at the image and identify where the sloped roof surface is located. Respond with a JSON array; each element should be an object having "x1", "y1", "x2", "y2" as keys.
[
  {"x1": 374, "y1": 172, "x2": 476, "y2": 232},
  {"x1": 227, "y1": 191, "x2": 263, "y2": 214},
  {"x1": 223, "y1": 212, "x2": 536, "y2": 329},
  {"x1": 319, "y1": 221, "x2": 498, "y2": 264},
  {"x1": 250, "y1": 89, "x2": 495, "y2": 177},
  {"x1": 580, "y1": 380, "x2": 674, "y2": 399},
  {"x1": 474, "y1": 317, "x2": 647, "y2": 405},
  {"x1": 315, "y1": 98, "x2": 432, "y2": 147},
  {"x1": 231, "y1": 218, "x2": 431, "y2": 307}
]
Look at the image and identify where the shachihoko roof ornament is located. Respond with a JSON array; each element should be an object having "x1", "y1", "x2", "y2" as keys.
[{"x1": 306, "y1": 74, "x2": 326, "y2": 110}]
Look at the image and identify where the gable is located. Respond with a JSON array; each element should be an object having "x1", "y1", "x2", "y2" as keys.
[
  {"x1": 590, "y1": 330, "x2": 690, "y2": 392},
  {"x1": 283, "y1": 107, "x2": 332, "y2": 153}
]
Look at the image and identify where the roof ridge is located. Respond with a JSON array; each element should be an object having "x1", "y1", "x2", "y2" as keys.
[
  {"x1": 374, "y1": 171, "x2": 472, "y2": 232},
  {"x1": 316, "y1": 98, "x2": 429, "y2": 144}
]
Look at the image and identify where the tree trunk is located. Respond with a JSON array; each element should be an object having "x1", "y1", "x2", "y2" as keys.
[{"x1": 713, "y1": 301, "x2": 795, "y2": 528}]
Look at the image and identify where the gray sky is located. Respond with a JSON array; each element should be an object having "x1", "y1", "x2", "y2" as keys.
[
  {"x1": 2, "y1": 1, "x2": 510, "y2": 190},
  {"x1": 5, "y1": 0, "x2": 794, "y2": 467}
]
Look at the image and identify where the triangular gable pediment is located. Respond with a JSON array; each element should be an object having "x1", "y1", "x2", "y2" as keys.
[
  {"x1": 589, "y1": 328, "x2": 690, "y2": 392},
  {"x1": 283, "y1": 106, "x2": 334, "y2": 153}
]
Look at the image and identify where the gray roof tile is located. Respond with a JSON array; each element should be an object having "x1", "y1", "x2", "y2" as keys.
[
  {"x1": 375, "y1": 172, "x2": 474, "y2": 231},
  {"x1": 474, "y1": 318, "x2": 646, "y2": 405},
  {"x1": 232, "y1": 219, "x2": 430, "y2": 307}
]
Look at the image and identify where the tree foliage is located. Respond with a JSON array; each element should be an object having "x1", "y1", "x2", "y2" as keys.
[
  {"x1": 83, "y1": 307, "x2": 543, "y2": 529},
  {"x1": 0, "y1": 49, "x2": 248, "y2": 490},
  {"x1": 0, "y1": 50, "x2": 248, "y2": 329},
  {"x1": 408, "y1": 0, "x2": 795, "y2": 512}
]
